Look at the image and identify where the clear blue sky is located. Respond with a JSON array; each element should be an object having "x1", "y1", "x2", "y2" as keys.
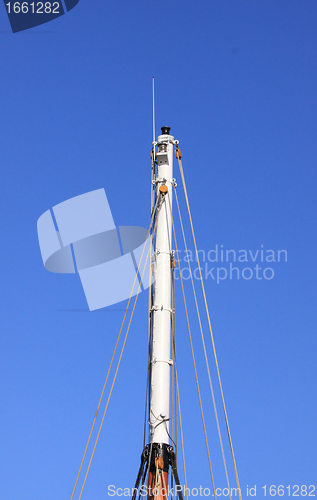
[{"x1": 0, "y1": 1, "x2": 316, "y2": 499}]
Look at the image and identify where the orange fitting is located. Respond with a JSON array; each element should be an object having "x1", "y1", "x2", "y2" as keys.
[
  {"x1": 175, "y1": 148, "x2": 182, "y2": 159},
  {"x1": 159, "y1": 185, "x2": 168, "y2": 195},
  {"x1": 155, "y1": 456, "x2": 164, "y2": 470},
  {"x1": 150, "y1": 150, "x2": 158, "y2": 160}
]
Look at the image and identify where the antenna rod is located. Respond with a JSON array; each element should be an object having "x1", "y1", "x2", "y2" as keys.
[{"x1": 152, "y1": 78, "x2": 155, "y2": 145}]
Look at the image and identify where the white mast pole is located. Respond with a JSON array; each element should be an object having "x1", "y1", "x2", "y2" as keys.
[{"x1": 150, "y1": 126, "x2": 174, "y2": 446}]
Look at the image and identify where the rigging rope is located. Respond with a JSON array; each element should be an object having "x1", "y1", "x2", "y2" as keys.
[
  {"x1": 167, "y1": 193, "x2": 218, "y2": 500},
  {"x1": 176, "y1": 151, "x2": 242, "y2": 500},
  {"x1": 171, "y1": 255, "x2": 188, "y2": 499},
  {"x1": 171, "y1": 265, "x2": 177, "y2": 456},
  {"x1": 71, "y1": 196, "x2": 160, "y2": 500},
  {"x1": 144, "y1": 191, "x2": 187, "y2": 496},
  {"x1": 171, "y1": 308, "x2": 174, "y2": 449},
  {"x1": 172, "y1": 324, "x2": 188, "y2": 500},
  {"x1": 143, "y1": 333, "x2": 151, "y2": 449},
  {"x1": 173, "y1": 186, "x2": 232, "y2": 500},
  {"x1": 145, "y1": 181, "x2": 157, "y2": 448},
  {"x1": 161, "y1": 465, "x2": 168, "y2": 500},
  {"x1": 77, "y1": 224, "x2": 155, "y2": 500}
]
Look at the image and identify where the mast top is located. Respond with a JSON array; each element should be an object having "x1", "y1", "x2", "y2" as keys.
[{"x1": 161, "y1": 126, "x2": 171, "y2": 135}]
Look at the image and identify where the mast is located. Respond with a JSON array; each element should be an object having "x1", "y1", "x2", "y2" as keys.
[{"x1": 148, "y1": 126, "x2": 174, "y2": 498}]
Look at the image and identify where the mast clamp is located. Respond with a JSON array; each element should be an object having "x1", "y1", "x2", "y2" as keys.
[
  {"x1": 152, "y1": 177, "x2": 176, "y2": 186},
  {"x1": 151, "y1": 305, "x2": 175, "y2": 314},
  {"x1": 152, "y1": 177, "x2": 167, "y2": 185},
  {"x1": 152, "y1": 357, "x2": 173, "y2": 366}
]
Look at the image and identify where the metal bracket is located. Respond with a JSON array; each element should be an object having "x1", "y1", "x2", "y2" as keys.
[
  {"x1": 167, "y1": 447, "x2": 184, "y2": 500},
  {"x1": 152, "y1": 177, "x2": 176, "y2": 186},
  {"x1": 161, "y1": 305, "x2": 174, "y2": 313},
  {"x1": 131, "y1": 445, "x2": 149, "y2": 500},
  {"x1": 152, "y1": 177, "x2": 167, "y2": 185},
  {"x1": 150, "y1": 305, "x2": 174, "y2": 314},
  {"x1": 152, "y1": 357, "x2": 173, "y2": 366}
]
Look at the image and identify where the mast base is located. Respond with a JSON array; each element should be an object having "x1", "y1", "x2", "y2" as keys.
[{"x1": 131, "y1": 444, "x2": 184, "y2": 500}]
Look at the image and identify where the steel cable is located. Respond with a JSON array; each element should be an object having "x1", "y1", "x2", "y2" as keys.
[
  {"x1": 71, "y1": 196, "x2": 160, "y2": 500},
  {"x1": 173, "y1": 186, "x2": 232, "y2": 500},
  {"x1": 176, "y1": 152, "x2": 242, "y2": 500},
  {"x1": 167, "y1": 193, "x2": 218, "y2": 500}
]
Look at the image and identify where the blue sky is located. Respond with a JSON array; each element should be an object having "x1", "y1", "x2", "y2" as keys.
[{"x1": 0, "y1": 1, "x2": 316, "y2": 499}]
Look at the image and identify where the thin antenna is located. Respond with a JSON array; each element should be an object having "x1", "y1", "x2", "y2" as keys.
[{"x1": 152, "y1": 77, "x2": 155, "y2": 144}]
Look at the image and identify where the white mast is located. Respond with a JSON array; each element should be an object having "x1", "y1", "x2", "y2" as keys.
[
  {"x1": 133, "y1": 127, "x2": 184, "y2": 500},
  {"x1": 150, "y1": 126, "x2": 174, "y2": 445}
]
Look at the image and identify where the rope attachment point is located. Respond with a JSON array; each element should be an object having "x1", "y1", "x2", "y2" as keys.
[
  {"x1": 151, "y1": 149, "x2": 157, "y2": 160},
  {"x1": 175, "y1": 147, "x2": 182, "y2": 160},
  {"x1": 159, "y1": 185, "x2": 168, "y2": 195}
]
